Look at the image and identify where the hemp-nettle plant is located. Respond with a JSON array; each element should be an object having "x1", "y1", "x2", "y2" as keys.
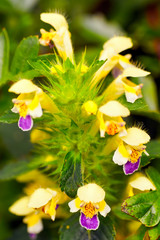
[{"x1": 0, "y1": 11, "x2": 160, "y2": 240}]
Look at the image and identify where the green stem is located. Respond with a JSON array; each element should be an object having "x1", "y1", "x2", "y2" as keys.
[{"x1": 87, "y1": 230, "x2": 91, "y2": 240}]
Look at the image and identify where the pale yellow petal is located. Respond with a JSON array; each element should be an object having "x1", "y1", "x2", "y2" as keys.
[
  {"x1": 113, "y1": 143, "x2": 129, "y2": 165},
  {"x1": 46, "y1": 188, "x2": 57, "y2": 197},
  {"x1": 98, "y1": 200, "x2": 111, "y2": 217},
  {"x1": 77, "y1": 183, "x2": 105, "y2": 203},
  {"x1": 9, "y1": 80, "x2": 41, "y2": 94},
  {"x1": 27, "y1": 219, "x2": 43, "y2": 234},
  {"x1": 129, "y1": 176, "x2": 156, "y2": 191},
  {"x1": 122, "y1": 67, "x2": 150, "y2": 77},
  {"x1": 29, "y1": 104, "x2": 43, "y2": 118},
  {"x1": 121, "y1": 127, "x2": 150, "y2": 146},
  {"x1": 40, "y1": 13, "x2": 68, "y2": 30},
  {"x1": 28, "y1": 188, "x2": 53, "y2": 208},
  {"x1": 100, "y1": 36, "x2": 133, "y2": 60},
  {"x1": 9, "y1": 196, "x2": 34, "y2": 216},
  {"x1": 99, "y1": 100, "x2": 130, "y2": 117},
  {"x1": 23, "y1": 214, "x2": 43, "y2": 234},
  {"x1": 68, "y1": 198, "x2": 80, "y2": 213},
  {"x1": 124, "y1": 91, "x2": 139, "y2": 103}
]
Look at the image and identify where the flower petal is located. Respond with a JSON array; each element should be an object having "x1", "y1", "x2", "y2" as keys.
[
  {"x1": 129, "y1": 176, "x2": 156, "y2": 191},
  {"x1": 9, "y1": 79, "x2": 41, "y2": 94},
  {"x1": 113, "y1": 143, "x2": 129, "y2": 165},
  {"x1": 98, "y1": 201, "x2": 111, "y2": 217},
  {"x1": 9, "y1": 196, "x2": 34, "y2": 216},
  {"x1": 100, "y1": 36, "x2": 133, "y2": 60},
  {"x1": 68, "y1": 198, "x2": 81, "y2": 213},
  {"x1": 77, "y1": 183, "x2": 105, "y2": 203},
  {"x1": 29, "y1": 104, "x2": 43, "y2": 118},
  {"x1": 24, "y1": 215, "x2": 43, "y2": 234},
  {"x1": 123, "y1": 158, "x2": 140, "y2": 175},
  {"x1": 122, "y1": 67, "x2": 150, "y2": 78},
  {"x1": 79, "y1": 212, "x2": 99, "y2": 230},
  {"x1": 28, "y1": 188, "x2": 53, "y2": 209},
  {"x1": 11, "y1": 105, "x2": 19, "y2": 113},
  {"x1": 99, "y1": 100, "x2": 130, "y2": 117},
  {"x1": 124, "y1": 90, "x2": 140, "y2": 103},
  {"x1": 121, "y1": 127, "x2": 150, "y2": 146},
  {"x1": 18, "y1": 115, "x2": 33, "y2": 131},
  {"x1": 40, "y1": 13, "x2": 68, "y2": 30}
]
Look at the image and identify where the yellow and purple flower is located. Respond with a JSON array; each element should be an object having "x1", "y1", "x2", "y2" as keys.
[
  {"x1": 68, "y1": 183, "x2": 111, "y2": 230},
  {"x1": 113, "y1": 127, "x2": 150, "y2": 175},
  {"x1": 9, "y1": 79, "x2": 43, "y2": 131}
]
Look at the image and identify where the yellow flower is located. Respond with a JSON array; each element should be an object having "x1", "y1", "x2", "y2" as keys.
[
  {"x1": 40, "y1": 13, "x2": 74, "y2": 63},
  {"x1": 102, "y1": 66, "x2": 150, "y2": 103},
  {"x1": 91, "y1": 36, "x2": 150, "y2": 103},
  {"x1": 91, "y1": 36, "x2": 133, "y2": 86},
  {"x1": 68, "y1": 183, "x2": 111, "y2": 230},
  {"x1": 127, "y1": 172, "x2": 156, "y2": 196},
  {"x1": 98, "y1": 100, "x2": 130, "y2": 137},
  {"x1": 9, "y1": 196, "x2": 44, "y2": 235},
  {"x1": 9, "y1": 187, "x2": 67, "y2": 236},
  {"x1": 113, "y1": 127, "x2": 150, "y2": 175}
]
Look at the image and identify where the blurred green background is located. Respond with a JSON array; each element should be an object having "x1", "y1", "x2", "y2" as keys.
[{"x1": 0, "y1": 0, "x2": 160, "y2": 239}]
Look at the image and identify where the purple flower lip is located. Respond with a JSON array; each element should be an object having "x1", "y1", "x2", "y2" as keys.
[
  {"x1": 123, "y1": 158, "x2": 140, "y2": 175},
  {"x1": 18, "y1": 115, "x2": 33, "y2": 131},
  {"x1": 29, "y1": 233, "x2": 37, "y2": 240},
  {"x1": 79, "y1": 212, "x2": 99, "y2": 230}
]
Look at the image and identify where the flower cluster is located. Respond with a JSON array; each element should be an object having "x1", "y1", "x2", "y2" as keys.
[
  {"x1": 9, "y1": 171, "x2": 68, "y2": 237},
  {"x1": 9, "y1": 12, "x2": 151, "y2": 237}
]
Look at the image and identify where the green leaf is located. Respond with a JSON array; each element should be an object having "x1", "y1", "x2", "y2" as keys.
[
  {"x1": 122, "y1": 191, "x2": 160, "y2": 227},
  {"x1": 141, "y1": 140, "x2": 160, "y2": 167},
  {"x1": 148, "y1": 222, "x2": 160, "y2": 240},
  {"x1": 118, "y1": 95, "x2": 148, "y2": 111},
  {"x1": 59, "y1": 213, "x2": 116, "y2": 240},
  {"x1": 146, "y1": 167, "x2": 160, "y2": 191},
  {"x1": 60, "y1": 152, "x2": 83, "y2": 198},
  {"x1": 28, "y1": 58, "x2": 54, "y2": 80},
  {"x1": 10, "y1": 36, "x2": 39, "y2": 79},
  {"x1": 0, "y1": 112, "x2": 18, "y2": 123},
  {"x1": 112, "y1": 204, "x2": 134, "y2": 220},
  {"x1": 0, "y1": 29, "x2": 9, "y2": 86},
  {"x1": 118, "y1": 93, "x2": 160, "y2": 123},
  {"x1": 0, "y1": 160, "x2": 41, "y2": 180}
]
